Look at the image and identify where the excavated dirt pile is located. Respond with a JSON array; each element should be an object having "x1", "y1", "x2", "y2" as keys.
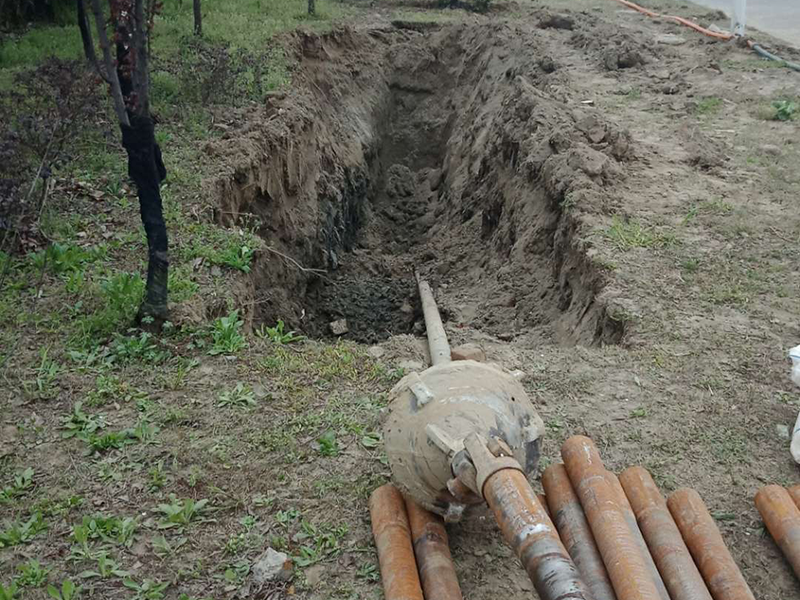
[{"x1": 210, "y1": 18, "x2": 632, "y2": 346}]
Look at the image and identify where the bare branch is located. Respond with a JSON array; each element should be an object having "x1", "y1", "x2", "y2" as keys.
[
  {"x1": 78, "y1": 0, "x2": 111, "y2": 83},
  {"x1": 88, "y1": 0, "x2": 130, "y2": 127}
]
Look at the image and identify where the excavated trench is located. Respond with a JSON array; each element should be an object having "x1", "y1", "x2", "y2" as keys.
[{"x1": 212, "y1": 23, "x2": 630, "y2": 347}]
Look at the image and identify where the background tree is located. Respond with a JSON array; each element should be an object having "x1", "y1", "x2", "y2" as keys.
[
  {"x1": 86, "y1": 0, "x2": 169, "y2": 326},
  {"x1": 193, "y1": 0, "x2": 201, "y2": 35}
]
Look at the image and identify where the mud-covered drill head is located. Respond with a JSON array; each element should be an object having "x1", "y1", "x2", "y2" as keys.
[{"x1": 383, "y1": 359, "x2": 545, "y2": 520}]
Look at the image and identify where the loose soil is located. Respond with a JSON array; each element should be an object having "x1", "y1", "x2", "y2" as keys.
[{"x1": 3, "y1": 1, "x2": 800, "y2": 599}]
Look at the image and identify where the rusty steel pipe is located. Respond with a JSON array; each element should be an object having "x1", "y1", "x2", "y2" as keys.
[
  {"x1": 789, "y1": 485, "x2": 800, "y2": 511},
  {"x1": 483, "y1": 468, "x2": 594, "y2": 600},
  {"x1": 416, "y1": 273, "x2": 451, "y2": 367},
  {"x1": 370, "y1": 484, "x2": 425, "y2": 600},
  {"x1": 404, "y1": 497, "x2": 464, "y2": 600},
  {"x1": 667, "y1": 488, "x2": 755, "y2": 600},
  {"x1": 619, "y1": 467, "x2": 712, "y2": 600},
  {"x1": 561, "y1": 436, "x2": 662, "y2": 600},
  {"x1": 537, "y1": 493, "x2": 552, "y2": 518},
  {"x1": 607, "y1": 471, "x2": 671, "y2": 600},
  {"x1": 754, "y1": 485, "x2": 800, "y2": 580},
  {"x1": 542, "y1": 463, "x2": 617, "y2": 600}
]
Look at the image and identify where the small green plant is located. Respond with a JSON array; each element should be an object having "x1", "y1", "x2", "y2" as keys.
[
  {"x1": 75, "y1": 514, "x2": 138, "y2": 547},
  {"x1": 151, "y1": 535, "x2": 187, "y2": 559},
  {"x1": 78, "y1": 552, "x2": 129, "y2": 579},
  {"x1": 0, "y1": 468, "x2": 34, "y2": 504},
  {"x1": 316, "y1": 430, "x2": 339, "y2": 457},
  {"x1": 148, "y1": 461, "x2": 168, "y2": 492},
  {"x1": 16, "y1": 560, "x2": 49, "y2": 587},
  {"x1": 605, "y1": 217, "x2": 663, "y2": 250},
  {"x1": 156, "y1": 496, "x2": 211, "y2": 529},
  {"x1": 107, "y1": 331, "x2": 171, "y2": 365},
  {"x1": 218, "y1": 243, "x2": 255, "y2": 273},
  {"x1": 123, "y1": 578, "x2": 168, "y2": 600},
  {"x1": 695, "y1": 96, "x2": 722, "y2": 115},
  {"x1": 629, "y1": 407, "x2": 648, "y2": 418},
  {"x1": 0, "y1": 582, "x2": 18, "y2": 600},
  {"x1": 0, "y1": 513, "x2": 48, "y2": 548},
  {"x1": 46, "y1": 580, "x2": 77, "y2": 600},
  {"x1": 131, "y1": 418, "x2": 161, "y2": 444},
  {"x1": 255, "y1": 320, "x2": 305, "y2": 344},
  {"x1": 62, "y1": 402, "x2": 106, "y2": 440},
  {"x1": 208, "y1": 310, "x2": 246, "y2": 355},
  {"x1": 275, "y1": 508, "x2": 300, "y2": 528},
  {"x1": 83, "y1": 430, "x2": 134, "y2": 455},
  {"x1": 292, "y1": 520, "x2": 348, "y2": 567},
  {"x1": 356, "y1": 561, "x2": 379, "y2": 582},
  {"x1": 771, "y1": 99, "x2": 798, "y2": 121},
  {"x1": 218, "y1": 383, "x2": 256, "y2": 408},
  {"x1": 22, "y1": 347, "x2": 62, "y2": 400}
]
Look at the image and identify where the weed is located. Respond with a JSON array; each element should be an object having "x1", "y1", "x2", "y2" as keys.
[
  {"x1": 361, "y1": 432, "x2": 381, "y2": 449},
  {"x1": 255, "y1": 319, "x2": 305, "y2": 344},
  {"x1": 22, "y1": 347, "x2": 62, "y2": 400},
  {"x1": 157, "y1": 496, "x2": 211, "y2": 529},
  {"x1": 0, "y1": 582, "x2": 18, "y2": 600},
  {"x1": 15, "y1": 560, "x2": 49, "y2": 588},
  {"x1": 0, "y1": 467, "x2": 34, "y2": 504},
  {"x1": 0, "y1": 513, "x2": 48, "y2": 548},
  {"x1": 75, "y1": 514, "x2": 138, "y2": 548},
  {"x1": 123, "y1": 578, "x2": 169, "y2": 600},
  {"x1": 46, "y1": 580, "x2": 78, "y2": 600},
  {"x1": 317, "y1": 430, "x2": 339, "y2": 457},
  {"x1": 152, "y1": 535, "x2": 187, "y2": 559},
  {"x1": 208, "y1": 310, "x2": 246, "y2": 355},
  {"x1": 275, "y1": 508, "x2": 301, "y2": 528},
  {"x1": 681, "y1": 258, "x2": 701, "y2": 273},
  {"x1": 695, "y1": 96, "x2": 722, "y2": 115},
  {"x1": 78, "y1": 552, "x2": 130, "y2": 579},
  {"x1": 770, "y1": 99, "x2": 798, "y2": 121},
  {"x1": 148, "y1": 461, "x2": 169, "y2": 492},
  {"x1": 62, "y1": 402, "x2": 106, "y2": 439},
  {"x1": 605, "y1": 217, "x2": 667, "y2": 250},
  {"x1": 293, "y1": 520, "x2": 348, "y2": 567},
  {"x1": 107, "y1": 331, "x2": 171, "y2": 365},
  {"x1": 131, "y1": 418, "x2": 161, "y2": 444},
  {"x1": 629, "y1": 407, "x2": 648, "y2": 418},
  {"x1": 356, "y1": 561, "x2": 379, "y2": 582},
  {"x1": 218, "y1": 383, "x2": 256, "y2": 408}
]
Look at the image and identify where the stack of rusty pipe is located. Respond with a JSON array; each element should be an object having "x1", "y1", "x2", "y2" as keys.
[{"x1": 545, "y1": 436, "x2": 756, "y2": 600}]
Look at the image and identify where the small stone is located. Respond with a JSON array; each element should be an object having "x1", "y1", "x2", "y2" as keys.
[
  {"x1": 398, "y1": 360, "x2": 424, "y2": 372},
  {"x1": 776, "y1": 424, "x2": 790, "y2": 439},
  {"x1": 760, "y1": 144, "x2": 781, "y2": 156},
  {"x1": 210, "y1": 265, "x2": 222, "y2": 277},
  {"x1": 329, "y1": 319, "x2": 348, "y2": 336},
  {"x1": 509, "y1": 369, "x2": 527, "y2": 381},
  {"x1": 252, "y1": 548, "x2": 293, "y2": 584},
  {"x1": 450, "y1": 343, "x2": 486, "y2": 362},
  {"x1": 497, "y1": 332, "x2": 515, "y2": 342},
  {"x1": 655, "y1": 33, "x2": 686, "y2": 46},
  {"x1": 305, "y1": 564, "x2": 325, "y2": 587},
  {"x1": 368, "y1": 346, "x2": 385, "y2": 359},
  {"x1": 428, "y1": 169, "x2": 443, "y2": 191}
]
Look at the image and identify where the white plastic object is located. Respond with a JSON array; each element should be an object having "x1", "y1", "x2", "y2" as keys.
[
  {"x1": 731, "y1": 0, "x2": 747, "y2": 37},
  {"x1": 791, "y1": 345, "x2": 800, "y2": 388},
  {"x1": 791, "y1": 412, "x2": 800, "y2": 464}
]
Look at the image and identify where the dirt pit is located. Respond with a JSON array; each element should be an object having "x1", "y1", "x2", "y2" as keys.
[{"x1": 215, "y1": 23, "x2": 629, "y2": 348}]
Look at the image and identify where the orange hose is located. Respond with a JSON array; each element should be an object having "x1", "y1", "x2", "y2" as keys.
[
  {"x1": 789, "y1": 485, "x2": 800, "y2": 511},
  {"x1": 404, "y1": 497, "x2": 464, "y2": 600},
  {"x1": 611, "y1": 0, "x2": 733, "y2": 41},
  {"x1": 484, "y1": 468, "x2": 594, "y2": 600},
  {"x1": 754, "y1": 485, "x2": 800, "y2": 579},
  {"x1": 543, "y1": 463, "x2": 617, "y2": 600},
  {"x1": 667, "y1": 488, "x2": 755, "y2": 600},
  {"x1": 562, "y1": 436, "x2": 662, "y2": 600},
  {"x1": 607, "y1": 471, "x2": 671, "y2": 600},
  {"x1": 620, "y1": 467, "x2": 713, "y2": 600},
  {"x1": 370, "y1": 484, "x2": 425, "y2": 600}
]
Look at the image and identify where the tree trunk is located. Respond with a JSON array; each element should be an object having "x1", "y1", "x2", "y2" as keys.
[
  {"x1": 193, "y1": 0, "x2": 202, "y2": 35},
  {"x1": 88, "y1": 0, "x2": 129, "y2": 126},
  {"x1": 77, "y1": 0, "x2": 96, "y2": 67},
  {"x1": 308, "y1": 0, "x2": 315, "y2": 16}
]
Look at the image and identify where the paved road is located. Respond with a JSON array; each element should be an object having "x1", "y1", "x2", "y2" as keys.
[{"x1": 687, "y1": 0, "x2": 800, "y2": 46}]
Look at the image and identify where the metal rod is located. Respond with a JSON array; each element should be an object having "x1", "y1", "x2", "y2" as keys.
[
  {"x1": 667, "y1": 488, "x2": 755, "y2": 600},
  {"x1": 416, "y1": 272, "x2": 451, "y2": 366},
  {"x1": 620, "y1": 467, "x2": 712, "y2": 600},
  {"x1": 369, "y1": 484, "x2": 425, "y2": 600},
  {"x1": 755, "y1": 485, "x2": 800, "y2": 580},
  {"x1": 483, "y1": 468, "x2": 594, "y2": 600},
  {"x1": 543, "y1": 463, "x2": 618, "y2": 600},
  {"x1": 561, "y1": 436, "x2": 663, "y2": 600},
  {"x1": 404, "y1": 497, "x2": 464, "y2": 600}
]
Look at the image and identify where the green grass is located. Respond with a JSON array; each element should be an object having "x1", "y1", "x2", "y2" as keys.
[
  {"x1": 605, "y1": 217, "x2": 673, "y2": 251},
  {"x1": 695, "y1": 96, "x2": 723, "y2": 116}
]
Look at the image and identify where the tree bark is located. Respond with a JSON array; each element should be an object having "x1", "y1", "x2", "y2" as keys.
[
  {"x1": 88, "y1": 0, "x2": 129, "y2": 126},
  {"x1": 193, "y1": 0, "x2": 202, "y2": 35},
  {"x1": 308, "y1": 0, "x2": 315, "y2": 16},
  {"x1": 77, "y1": 0, "x2": 96, "y2": 67}
]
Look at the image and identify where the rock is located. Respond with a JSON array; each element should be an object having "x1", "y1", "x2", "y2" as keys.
[
  {"x1": 509, "y1": 369, "x2": 527, "y2": 381},
  {"x1": 538, "y1": 56, "x2": 558, "y2": 73},
  {"x1": 760, "y1": 144, "x2": 781, "y2": 156},
  {"x1": 252, "y1": 548, "x2": 293, "y2": 584},
  {"x1": 304, "y1": 564, "x2": 325, "y2": 587},
  {"x1": 398, "y1": 360, "x2": 424, "y2": 372},
  {"x1": 655, "y1": 33, "x2": 686, "y2": 46},
  {"x1": 539, "y1": 14, "x2": 574, "y2": 30},
  {"x1": 368, "y1": 346, "x2": 386, "y2": 359},
  {"x1": 451, "y1": 343, "x2": 486, "y2": 362},
  {"x1": 497, "y1": 332, "x2": 515, "y2": 342},
  {"x1": 428, "y1": 169, "x2": 443, "y2": 191},
  {"x1": 777, "y1": 424, "x2": 790, "y2": 439},
  {"x1": 329, "y1": 319, "x2": 348, "y2": 336}
]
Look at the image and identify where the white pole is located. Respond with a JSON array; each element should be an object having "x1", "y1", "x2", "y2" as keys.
[{"x1": 731, "y1": 0, "x2": 747, "y2": 36}]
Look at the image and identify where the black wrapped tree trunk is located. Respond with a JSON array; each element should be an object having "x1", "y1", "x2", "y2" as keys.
[{"x1": 121, "y1": 115, "x2": 168, "y2": 324}]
